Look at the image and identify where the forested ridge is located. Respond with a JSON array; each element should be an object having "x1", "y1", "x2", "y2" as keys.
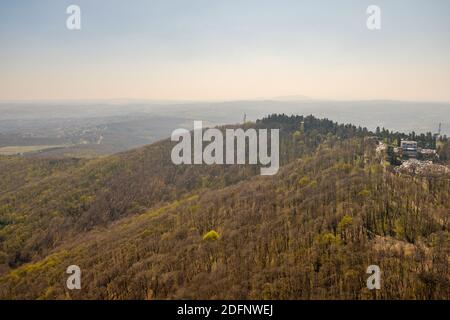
[{"x1": 0, "y1": 115, "x2": 449, "y2": 299}]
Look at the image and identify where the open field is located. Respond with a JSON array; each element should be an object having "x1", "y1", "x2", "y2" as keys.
[{"x1": 0, "y1": 145, "x2": 67, "y2": 156}]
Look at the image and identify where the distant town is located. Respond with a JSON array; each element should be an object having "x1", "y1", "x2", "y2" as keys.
[{"x1": 377, "y1": 123, "x2": 449, "y2": 175}]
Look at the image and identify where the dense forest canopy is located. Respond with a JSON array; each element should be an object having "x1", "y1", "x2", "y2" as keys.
[{"x1": 0, "y1": 114, "x2": 449, "y2": 299}]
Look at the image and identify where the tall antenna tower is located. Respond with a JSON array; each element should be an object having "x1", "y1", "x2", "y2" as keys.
[{"x1": 243, "y1": 113, "x2": 247, "y2": 124}]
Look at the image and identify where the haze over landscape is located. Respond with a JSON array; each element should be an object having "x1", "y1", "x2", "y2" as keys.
[
  {"x1": 0, "y1": 0, "x2": 449, "y2": 301},
  {"x1": 1, "y1": 0, "x2": 448, "y2": 157}
]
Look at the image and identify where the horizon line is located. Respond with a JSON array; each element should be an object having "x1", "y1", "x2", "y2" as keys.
[{"x1": 1, "y1": 97, "x2": 450, "y2": 105}]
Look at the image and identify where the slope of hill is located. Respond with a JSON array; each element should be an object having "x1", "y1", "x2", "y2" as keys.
[{"x1": 0, "y1": 115, "x2": 449, "y2": 299}]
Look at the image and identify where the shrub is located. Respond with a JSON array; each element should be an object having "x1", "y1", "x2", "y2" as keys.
[
  {"x1": 338, "y1": 214, "x2": 353, "y2": 234},
  {"x1": 358, "y1": 189, "x2": 370, "y2": 197},
  {"x1": 203, "y1": 230, "x2": 220, "y2": 241},
  {"x1": 298, "y1": 176, "x2": 310, "y2": 187}
]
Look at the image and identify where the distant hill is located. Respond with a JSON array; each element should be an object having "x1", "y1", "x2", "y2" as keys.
[
  {"x1": 269, "y1": 94, "x2": 311, "y2": 101},
  {"x1": 1, "y1": 101, "x2": 448, "y2": 160},
  {"x1": 0, "y1": 115, "x2": 449, "y2": 299}
]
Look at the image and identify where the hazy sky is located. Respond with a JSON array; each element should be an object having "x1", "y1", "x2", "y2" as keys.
[{"x1": 1, "y1": 0, "x2": 449, "y2": 102}]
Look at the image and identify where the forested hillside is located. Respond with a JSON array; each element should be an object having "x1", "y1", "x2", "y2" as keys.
[{"x1": 0, "y1": 115, "x2": 449, "y2": 299}]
